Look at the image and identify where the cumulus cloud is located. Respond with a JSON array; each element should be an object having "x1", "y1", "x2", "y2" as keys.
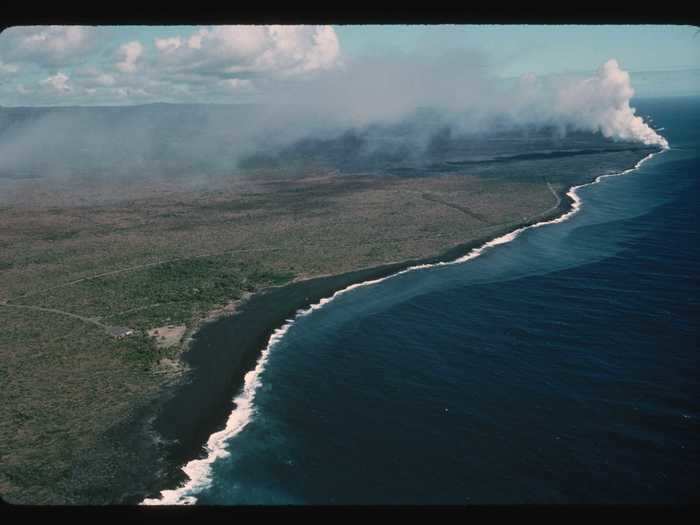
[
  {"x1": 226, "y1": 78, "x2": 253, "y2": 90},
  {"x1": 155, "y1": 37, "x2": 183, "y2": 53},
  {"x1": 152, "y1": 25, "x2": 340, "y2": 82},
  {"x1": 0, "y1": 60, "x2": 19, "y2": 74},
  {"x1": 0, "y1": 26, "x2": 342, "y2": 106},
  {"x1": 0, "y1": 26, "x2": 96, "y2": 66},
  {"x1": 115, "y1": 41, "x2": 143, "y2": 73},
  {"x1": 39, "y1": 72, "x2": 72, "y2": 93},
  {"x1": 95, "y1": 73, "x2": 116, "y2": 86}
]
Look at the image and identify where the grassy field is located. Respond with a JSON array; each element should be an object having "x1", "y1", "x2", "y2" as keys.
[{"x1": 0, "y1": 130, "x2": 654, "y2": 504}]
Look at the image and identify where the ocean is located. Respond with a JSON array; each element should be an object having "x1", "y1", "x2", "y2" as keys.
[{"x1": 155, "y1": 97, "x2": 699, "y2": 504}]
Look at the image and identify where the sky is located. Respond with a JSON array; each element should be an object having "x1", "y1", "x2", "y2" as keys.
[{"x1": 0, "y1": 25, "x2": 698, "y2": 107}]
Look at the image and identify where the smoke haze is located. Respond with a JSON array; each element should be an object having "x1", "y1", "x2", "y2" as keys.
[{"x1": 0, "y1": 56, "x2": 668, "y2": 181}]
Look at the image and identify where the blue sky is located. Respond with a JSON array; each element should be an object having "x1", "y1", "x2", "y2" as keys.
[
  {"x1": 0, "y1": 25, "x2": 697, "y2": 106},
  {"x1": 336, "y1": 25, "x2": 700, "y2": 74}
]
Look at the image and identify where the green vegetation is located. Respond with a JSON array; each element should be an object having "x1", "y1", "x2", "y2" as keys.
[
  {"x1": 0, "y1": 307, "x2": 161, "y2": 503},
  {"x1": 40, "y1": 230, "x2": 80, "y2": 241},
  {"x1": 6, "y1": 254, "x2": 295, "y2": 369}
]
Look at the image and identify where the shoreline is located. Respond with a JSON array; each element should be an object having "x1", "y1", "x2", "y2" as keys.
[{"x1": 133, "y1": 148, "x2": 663, "y2": 505}]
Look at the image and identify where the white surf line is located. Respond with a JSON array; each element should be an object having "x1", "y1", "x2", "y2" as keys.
[{"x1": 141, "y1": 146, "x2": 667, "y2": 506}]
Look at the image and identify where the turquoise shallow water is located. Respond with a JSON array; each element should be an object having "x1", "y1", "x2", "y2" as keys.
[{"x1": 191, "y1": 97, "x2": 699, "y2": 504}]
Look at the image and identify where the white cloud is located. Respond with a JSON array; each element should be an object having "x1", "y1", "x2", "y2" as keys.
[
  {"x1": 0, "y1": 62, "x2": 19, "y2": 75},
  {"x1": 226, "y1": 78, "x2": 253, "y2": 90},
  {"x1": 1, "y1": 25, "x2": 343, "y2": 105},
  {"x1": 153, "y1": 25, "x2": 341, "y2": 79},
  {"x1": 155, "y1": 37, "x2": 182, "y2": 53},
  {"x1": 0, "y1": 26, "x2": 96, "y2": 66},
  {"x1": 95, "y1": 73, "x2": 116, "y2": 86},
  {"x1": 115, "y1": 41, "x2": 143, "y2": 73},
  {"x1": 114, "y1": 86, "x2": 149, "y2": 98},
  {"x1": 71, "y1": 66, "x2": 118, "y2": 88},
  {"x1": 40, "y1": 72, "x2": 71, "y2": 93},
  {"x1": 266, "y1": 25, "x2": 340, "y2": 76},
  {"x1": 187, "y1": 33, "x2": 204, "y2": 50}
]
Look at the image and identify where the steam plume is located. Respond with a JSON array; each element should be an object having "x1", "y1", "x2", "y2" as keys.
[
  {"x1": 518, "y1": 59, "x2": 669, "y2": 148},
  {"x1": 0, "y1": 57, "x2": 669, "y2": 182}
]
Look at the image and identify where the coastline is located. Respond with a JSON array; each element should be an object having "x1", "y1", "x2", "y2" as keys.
[{"x1": 133, "y1": 147, "x2": 663, "y2": 505}]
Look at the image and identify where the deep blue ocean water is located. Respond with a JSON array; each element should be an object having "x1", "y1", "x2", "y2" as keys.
[{"x1": 195, "y1": 97, "x2": 699, "y2": 504}]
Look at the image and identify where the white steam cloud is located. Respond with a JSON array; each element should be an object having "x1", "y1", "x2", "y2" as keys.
[
  {"x1": 0, "y1": 55, "x2": 669, "y2": 183},
  {"x1": 263, "y1": 55, "x2": 668, "y2": 149},
  {"x1": 519, "y1": 59, "x2": 669, "y2": 148}
]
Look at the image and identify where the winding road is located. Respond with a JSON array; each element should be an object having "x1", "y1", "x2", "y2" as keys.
[{"x1": 0, "y1": 302, "x2": 108, "y2": 329}]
